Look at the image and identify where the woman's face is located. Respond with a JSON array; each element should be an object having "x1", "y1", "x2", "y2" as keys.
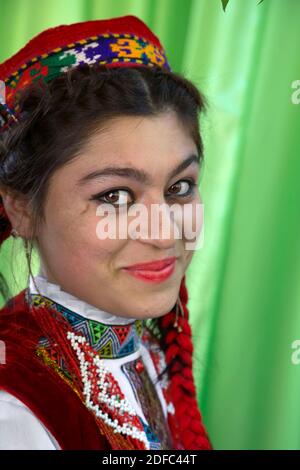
[{"x1": 36, "y1": 110, "x2": 203, "y2": 319}]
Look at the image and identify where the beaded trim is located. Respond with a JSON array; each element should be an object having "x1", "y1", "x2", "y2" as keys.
[{"x1": 67, "y1": 331, "x2": 150, "y2": 449}]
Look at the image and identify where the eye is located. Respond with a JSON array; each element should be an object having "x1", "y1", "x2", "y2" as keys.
[
  {"x1": 91, "y1": 188, "x2": 133, "y2": 207},
  {"x1": 167, "y1": 179, "x2": 197, "y2": 198}
]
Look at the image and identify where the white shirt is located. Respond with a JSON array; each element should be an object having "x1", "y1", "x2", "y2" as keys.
[{"x1": 0, "y1": 273, "x2": 169, "y2": 450}]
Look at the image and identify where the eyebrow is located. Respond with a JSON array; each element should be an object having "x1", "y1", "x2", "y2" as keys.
[{"x1": 76, "y1": 153, "x2": 201, "y2": 187}]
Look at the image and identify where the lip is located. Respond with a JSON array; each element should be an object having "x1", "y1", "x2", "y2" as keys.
[
  {"x1": 124, "y1": 256, "x2": 177, "y2": 271},
  {"x1": 123, "y1": 257, "x2": 177, "y2": 283}
]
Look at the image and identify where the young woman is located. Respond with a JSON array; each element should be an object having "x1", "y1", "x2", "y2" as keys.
[{"x1": 0, "y1": 15, "x2": 212, "y2": 450}]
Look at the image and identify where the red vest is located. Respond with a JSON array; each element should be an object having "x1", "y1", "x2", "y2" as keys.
[{"x1": 0, "y1": 289, "x2": 111, "y2": 450}]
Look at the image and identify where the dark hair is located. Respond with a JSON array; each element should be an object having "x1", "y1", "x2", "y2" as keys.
[{"x1": 0, "y1": 63, "x2": 207, "y2": 305}]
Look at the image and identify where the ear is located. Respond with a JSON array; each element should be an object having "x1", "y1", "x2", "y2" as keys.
[{"x1": 0, "y1": 188, "x2": 33, "y2": 239}]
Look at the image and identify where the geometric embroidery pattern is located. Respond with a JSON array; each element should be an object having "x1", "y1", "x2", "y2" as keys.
[
  {"x1": 28, "y1": 292, "x2": 144, "y2": 359},
  {"x1": 1, "y1": 33, "x2": 171, "y2": 130}
]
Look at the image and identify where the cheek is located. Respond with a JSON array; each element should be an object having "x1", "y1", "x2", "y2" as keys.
[
  {"x1": 36, "y1": 198, "x2": 89, "y2": 265},
  {"x1": 38, "y1": 194, "x2": 128, "y2": 276},
  {"x1": 61, "y1": 210, "x2": 128, "y2": 275}
]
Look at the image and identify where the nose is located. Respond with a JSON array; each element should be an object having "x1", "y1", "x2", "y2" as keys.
[{"x1": 128, "y1": 198, "x2": 180, "y2": 250}]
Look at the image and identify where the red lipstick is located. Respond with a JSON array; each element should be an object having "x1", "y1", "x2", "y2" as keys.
[{"x1": 123, "y1": 257, "x2": 177, "y2": 283}]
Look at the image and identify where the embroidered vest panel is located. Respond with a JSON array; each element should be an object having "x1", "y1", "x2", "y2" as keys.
[{"x1": 0, "y1": 289, "x2": 110, "y2": 450}]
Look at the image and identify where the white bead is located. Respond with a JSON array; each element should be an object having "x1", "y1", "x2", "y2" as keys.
[{"x1": 67, "y1": 332, "x2": 149, "y2": 449}]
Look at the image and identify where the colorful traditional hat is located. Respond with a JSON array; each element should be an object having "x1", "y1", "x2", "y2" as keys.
[{"x1": 0, "y1": 15, "x2": 171, "y2": 133}]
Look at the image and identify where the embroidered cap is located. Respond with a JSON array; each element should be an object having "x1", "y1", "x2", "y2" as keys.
[{"x1": 0, "y1": 15, "x2": 171, "y2": 133}]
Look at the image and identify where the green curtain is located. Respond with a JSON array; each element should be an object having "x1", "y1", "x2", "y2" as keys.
[{"x1": 0, "y1": 0, "x2": 299, "y2": 450}]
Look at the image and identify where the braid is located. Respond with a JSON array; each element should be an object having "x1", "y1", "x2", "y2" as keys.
[{"x1": 157, "y1": 276, "x2": 212, "y2": 450}]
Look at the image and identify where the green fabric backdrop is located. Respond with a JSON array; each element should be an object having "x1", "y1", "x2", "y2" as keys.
[{"x1": 0, "y1": 0, "x2": 299, "y2": 450}]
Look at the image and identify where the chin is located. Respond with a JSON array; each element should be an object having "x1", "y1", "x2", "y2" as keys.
[{"x1": 135, "y1": 297, "x2": 177, "y2": 320}]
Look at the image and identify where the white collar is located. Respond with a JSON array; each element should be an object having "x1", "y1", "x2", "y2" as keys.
[{"x1": 28, "y1": 273, "x2": 137, "y2": 326}]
